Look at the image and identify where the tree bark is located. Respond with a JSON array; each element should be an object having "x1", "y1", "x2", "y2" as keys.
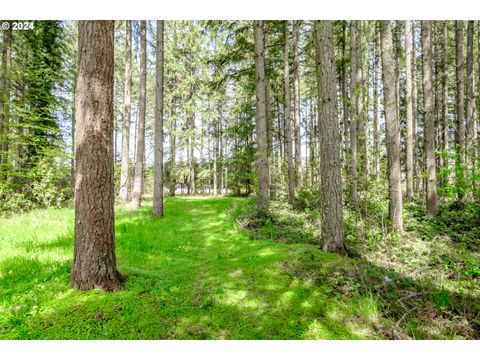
[
  {"x1": 187, "y1": 61, "x2": 196, "y2": 195},
  {"x1": 455, "y1": 20, "x2": 466, "y2": 201},
  {"x1": 253, "y1": 20, "x2": 269, "y2": 213},
  {"x1": 477, "y1": 20, "x2": 480, "y2": 195},
  {"x1": 412, "y1": 21, "x2": 420, "y2": 195},
  {"x1": 131, "y1": 21, "x2": 147, "y2": 210},
  {"x1": 293, "y1": 20, "x2": 302, "y2": 189},
  {"x1": 219, "y1": 119, "x2": 223, "y2": 194},
  {"x1": 422, "y1": 21, "x2": 438, "y2": 218},
  {"x1": 441, "y1": 21, "x2": 449, "y2": 186},
  {"x1": 263, "y1": 22, "x2": 276, "y2": 199},
  {"x1": 405, "y1": 20, "x2": 415, "y2": 199},
  {"x1": 355, "y1": 21, "x2": 367, "y2": 191},
  {"x1": 169, "y1": 98, "x2": 177, "y2": 196},
  {"x1": 373, "y1": 25, "x2": 381, "y2": 182},
  {"x1": 284, "y1": 21, "x2": 295, "y2": 204},
  {"x1": 213, "y1": 119, "x2": 218, "y2": 195},
  {"x1": 466, "y1": 21, "x2": 476, "y2": 185},
  {"x1": 119, "y1": 20, "x2": 132, "y2": 203},
  {"x1": 0, "y1": 26, "x2": 12, "y2": 182},
  {"x1": 153, "y1": 20, "x2": 164, "y2": 217},
  {"x1": 340, "y1": 22, "x2": 349, "y2": 174},
  {"x1": 380, "y1": 21, "x2": 404, "y2": 233},
  {"x1": 71, "y1": 76, "x2": 76, "y2": 189},
  {"x1": 433, "y1": 22, "x2": 441, "y2": 171},
  {"x1": 314, "y1": 21, "x2": 345, "y2": 255},
  {"x1": 349, "y1": 21, "x2": 358, "y2": 205},
  {"x1": 309, "y1": 98, "x2": 316, "y2": 186},
  {"x1": 394, "y1": 22, "x2": 401, "y2": 151},
  {"x1": 71, "y1": 20, "x2": 124, "y2": 291}
]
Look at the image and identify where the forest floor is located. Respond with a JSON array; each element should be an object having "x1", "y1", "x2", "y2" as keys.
[{"x1": 0, "y1": 196, "x2": 479, "y2": 339}]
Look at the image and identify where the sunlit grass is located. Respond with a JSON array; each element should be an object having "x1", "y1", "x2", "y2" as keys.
[
  {"x1": 0, "y1": 196, "x2": 374, "y2": 339},
  {"x1": 1, "y1": 196, "x2": 478, "y2": 339}
]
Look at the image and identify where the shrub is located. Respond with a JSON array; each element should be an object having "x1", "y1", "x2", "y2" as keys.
[
  {"x1": 294, "y1": 187, "x2": 321, "y2": 211},
  {"x1": 31, "y1": 156, "x2": 69, "y2": 208},
  {"x1": 0, "y1": 184, "x2": 34, "y2": 215}
]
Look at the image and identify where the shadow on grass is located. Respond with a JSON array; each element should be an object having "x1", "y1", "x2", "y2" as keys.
[{"x1": 1, "y1": 196, "x2": 478, "y2": 339}]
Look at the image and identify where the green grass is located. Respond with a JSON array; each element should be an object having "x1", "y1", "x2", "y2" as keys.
[
  {"x1": 0, "y1": 196, "x2": 478, "y2": 339},
  {"x1": 236, "y1": 195, "x2": 480, "y2": 339}
]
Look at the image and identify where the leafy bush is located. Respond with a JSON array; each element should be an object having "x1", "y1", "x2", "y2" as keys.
[
  {"x1": 462, "y1": 258, "x2": 480, "y2": 278},
  {"x1": 435, "y1": 201, "x2": 480, "y2": 250},
  {"x1": 294, "y1": 187, "x2": 321, "y2": 211},
  {"x1": 0, "y1": 184, "x2": 34, "y2": 215},
  {"x1": 235, "y1": 198, "x2": 319, "y2": 244},
  {"x1": 31, "y1": 155, "x2": 71, "y2": 208}
]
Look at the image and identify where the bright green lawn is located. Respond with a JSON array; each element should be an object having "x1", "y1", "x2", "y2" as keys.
[{"x1": 0, "y1": 196, "x2": 383, "y2": 339}]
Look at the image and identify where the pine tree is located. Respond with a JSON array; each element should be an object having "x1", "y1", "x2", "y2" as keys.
[
  {"x1": 71, "y1": 20, "x2": 124, "y2": 291},
  {"x1": 314, "y1": 20, "x2": 345, "y2": 254},
  {"x1": 380, "y1": 21, "x2": 404, "y2": 233},
  {"x1": 253, "y1": 20, "x2": 269, "y2": 213},
  {"x1": 131, "y1": 20, "x2": 147, "y2": 210}
]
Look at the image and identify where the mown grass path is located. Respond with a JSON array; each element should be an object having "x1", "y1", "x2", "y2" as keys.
[{"x1": 0, "y1": 196, "x2": 384, "y2": 339}]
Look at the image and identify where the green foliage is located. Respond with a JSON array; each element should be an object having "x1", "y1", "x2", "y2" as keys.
[
  {"x1": 0, "y1": 184, "x2": 34, "y2": 215},
  {"x1": 237, "y1": 178, "x2": 480, "y2": 339},
  {"x1": 31, "y1": 154, "x2": 71, "y2": 208},
  {"x1": 20, "y1": 21, "x2": 65, "y2": 163},
  {"x1": 294, "y1": 187, "x2": 322, "y2": 211},
  {"x1": 433, "y1": 201, "x2": 480, "y2": 250},
  {"x1": 462, "y1": 258, "x2": 480, "y2": 278},
  {"x1": 1, "y1": 20, "x2": 74, "y2": 214},
  {"x1": 236, "y1": 198, "x2": 319, "y2": 244}
]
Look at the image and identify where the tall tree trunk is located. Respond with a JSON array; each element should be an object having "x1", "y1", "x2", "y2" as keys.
[
  {"x1": 119, "y1": 20, "x2": 132, "y2": 203},
  {"x1": 71, "y1": 20, "x2": 124, "y2": 291},
  {"x1": 219, "y1": 119, "x2": 224, "y2": 194},
  {"x1": 355, "y1": 21, "x2": 367, "y2": 191},
  {"x1": 153, "y1": 20, "x2": 164, "y2": 217},
  {"x1": 253, "y1": 20, "x2": 269, "y2": 213},
  {"x1": 187, "y1": 66, "x2": 196, "y2": 195},
  {"x1": 394, "y1": 22, "x2": 401, "y2": 148},
  {"x1": 466, "y1": 21, "x2": 476, "y2": 188},
  {"x1": 263, "y1": 22, "x2": 275, "y2": 199},
  {"x1": 314, "y1": 20, "x2": 345, "y2": 255},
  {"x1": 455, "y1": 20, "x2": 466, "y2": 201},
  {"x1": 188, "y1": 113, "x2": 196, "y2": 195},
  {"x1": 412, "y1": 21, "x2": 420, "y2": 195},
  {"x1": 213, "y1": 103, "x2": 220, "y2": 195},
  {"x1": 309, "y1": 98, "x2": 315, "y2": 187},
  {"x1": 477, "y1": 20, "x2": 480, "y2": 195},
  {"x1": 380, "y1": 20, "x2": 404, "y2": 233},
  {"x1": 340, "y1": 22, "x2": 349, "y2": 173},
  {"x1": 131, "y1": 21, "x2": 147, "y2": 210},
  {"x1": 284, "y1": 21, "x2": 295, "y2": 204},
  {"x1": 71, "y1": 77, "x2": 76, "y2": 189},
  {"x1": 373, "y1": 25, "x2": 381, "y2": 182},
  {"x1": 169, "y1": 99, "x2": 177, "y2": 196},
  {"x1": 199, "y1": 109, "x2": 205, "y2": 194},
  {"x1": 405, "y1": 20, "x2": 415, "y2": 199},
  {"x1": 422, "y1": 21, "x2": 438, "y2": 218},
  {"x1": 441, "y1": 21, "x2": 449, "y2": 186},
  {"x1": 277, "y1": 101, "x2": 284, "y2": 181},
  {"x1": 349, "y1": 21, "x2": 358, "y2": 205},
  {"x1": 0, "y1": 26, "x2": 12, "y2": 182},
  {"x1": 433, "y1": 23, "x2": 441, "y2": 172},
  {"x1": 293, "y1": 20, "x2": 302, "y2": 189}
]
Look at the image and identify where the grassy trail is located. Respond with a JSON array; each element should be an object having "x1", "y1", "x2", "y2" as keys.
[
  {"x1": 0, "y1": 196, "x2": 378, "y2": 339},
  {"x1": 4, "y1": 196, "x2": 478, "y2": 339}
]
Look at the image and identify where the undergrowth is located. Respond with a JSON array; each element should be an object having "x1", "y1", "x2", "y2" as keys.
[{"x1": 235, "y1": 188, "x2": 480, "y2": 339}]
